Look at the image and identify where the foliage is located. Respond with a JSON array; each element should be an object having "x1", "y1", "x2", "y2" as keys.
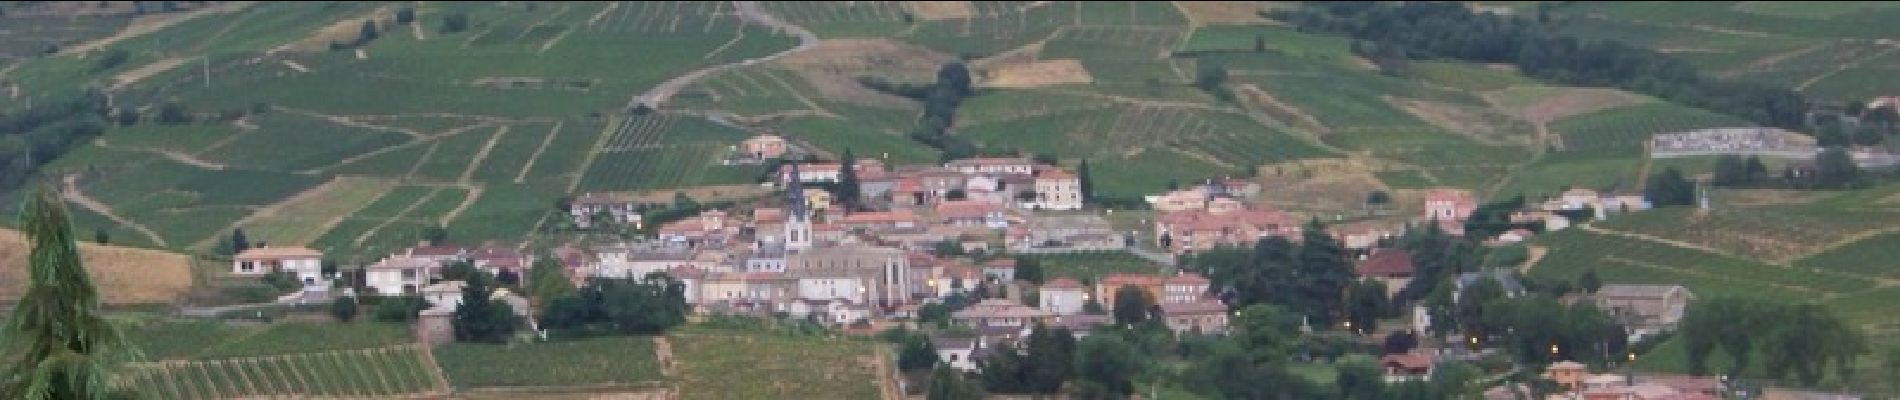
[
  {"x1": 1277, "y1": 2, "x2": 1809, "y2": 130},
  {"x1": 1645, "y1": 167, "x2": 1696, "y2": 206},
  {"x1": 1111, "y1": 285, "x2": 1154, "y2": 326},
  {"x1": 538, "y1": 274, "x2": 689, "y2": 337},
  {"x1": 526, "y1": 255, "x2": 575, "y2": 305},
  {"x1": 0, "y1": 186, "x2": 136, "y2": 400},
  {"x1": 453, "y1": 273, "x2": 518, "y2": 343},
  {"x1": 1345, "y1": 279, "x2": 1389, "y2": 334},
  {"x1": 978, "y1": 324, "x2": 1074, "y2": 394},
  {"x1": 372, "y1": 296, "x2": 429, "y2": 323},
  {"x1": 927, "y1": 365, "x2": 986, "y2": 400},
  {"x1": 439, "y1": 11, "x2": 468, "y2": 34},
  {"x1": 892, "y1": 329, "x2": 938, "y2": 372},
  {"x1": 1679, "y1": 297, "x2": 1866, "y2": 384},
  {"x1": 0, "y1": 91, "x2": 108, "y2": 192},
  {"x1": 1183, "y1": 221, "x2": 1357, "y2": 325},
  {"x1": 331, "y1": 296, "x2": 359, "y2": 322},
  {"x1": 1074, "y1": 334, "x2": 1140, "y2": 398}
]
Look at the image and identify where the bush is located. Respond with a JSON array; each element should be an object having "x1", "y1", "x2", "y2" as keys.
[
  {"x1": 395, "y1": 7, "x2": 415, "y2": 24},
  {"x1": 221, "y1": 283, "x2": 278, "y2": 304},
  {"x1": 440, "y1": 11, "x2": 469, "y2": 33},
  {"x1": 262, "y1": 270, "x2": 303, "y2": 293},
  {"x1": 373, "y1": 296, "x2": 430, "y2": 322},
  {"x1": 332, "y1": 296, "x2": 360, "y2": 322}
]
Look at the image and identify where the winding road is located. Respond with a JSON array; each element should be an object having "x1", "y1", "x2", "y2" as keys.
[{"x1": 625, "y1": 1, "x2": 820, "y2": 111}]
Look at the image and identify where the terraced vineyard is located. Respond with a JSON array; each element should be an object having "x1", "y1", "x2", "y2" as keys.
[
  {"x1": 119, "y1": 345, "x2": 446, "y2": 399},
  {"x1": 1549, "y1": 102, "x2": 1749, "y2": 156},
  {"x1": 762, "y1": 1, "x2": 909, "y2": 37},
  {"x1": 577, "y1": 114, "x2": 761, "y2": 191},
  {"x1": 1528, "y1": 229, "x2": 1870, "y2": 303}
]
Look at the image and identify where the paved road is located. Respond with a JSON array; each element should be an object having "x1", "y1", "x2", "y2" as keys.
[{"x1": 625, "y1": 1, "x2": 819, "y2": 110}]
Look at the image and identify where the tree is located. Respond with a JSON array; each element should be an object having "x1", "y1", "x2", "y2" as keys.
[
  {"x1": 1021, "y1": 324, "x2": 1076, "y2": 393},
  {"x1": 0, "y1": 186, "x2": 136, "y2": 400},
  {"x1": 1814, "y1": 147, "x2": 1861, "y2": 189},
  {"x1": 927, "y1": 365, "x2": 986, "y2": 400},
  {"x1": 158, "y1": 101, "x2": 190, "y2": 125},
  {"x1": 357, "y1": 20, "x2": 379, "y2": 45},
  {"x1": 1074, "y1": 334, "x2": 1139, "y2": 398},
  {"x1": 1336, "y1": 357, "x2": 1387, "y2": 400},
  {"x1": 1233, "y1": 304, "x2": 1299, "y2": 364},
  {"x1": 1076, "y1": 159, "x2": 1094, "y2": 203},
  {"x1": 92, "y1": 228, "x2": 107, "y2": 245},
  {"x1": 1345, "y1": 279, "x2": 1388, "y2": 334},
  {"x1": 1744, "y1": 156, "x2": 1769, "y2": 182},
  {"x1": 1196, "y1": 63, "x2": 1231, "y2": 100},
  {"x1": 440, "y1": 11, "x2": 469, "y2": 34},
  {"x1": 1254, "y1": 34, "x2": 1267, "y2": 52},
  {"x1": 1712, "y1": 155, "x2": 1746, "y2": 186},
  {"x1": 937, "y1": 62, "x2": 973, "y2": 98},
  {"x1": 837, "y1": 149, "x2": 862, "y2": 210},
  {"x1": 1644, "y1": 167, "x2": 1695, "y2": 206},
  {"x1": 1366, "y1": 190, "x2": 1391, "y2": 207},
  {"x1": 1295, "y1": 219, "x2": 1354, "y2": 326},
  {"x1": 373, "y1": 296, "x2": 428, "y2": 322},
  {"x1": 526, "y1": 256, "x2": 575, "y2": 306},
  {"x1": 115, "y1": 107, "x2": 138, "y2": 127},
  {"x1": 421, "y1": 225, "x2": 448, "y2": 246},
  {"x1": 945, "y1": 189, "x2": 967, "y2": 201},
  {"x1": 1578, "y1": 269, "x2": 1602, "y2": 294},
  {"x1": 1112, "y1": 285, "x2": 1154, "y2": 326},
  {"x1": 230, "y1": 228, "x2": 251, "y2": 254},
  {"x1": 395, "y1": 7, "x2": 415, "y2": 24},
  {"x1": 1013, "y1": 256, "x2": 1043, "y2": 284},
  {"x1": 897, "y1": 332, "x2": 939, "y2": 371},
  {"x1": 331, "y1": 296, "x2": 359, "y2": 322},
  {"x1": 1884, "y1": 345, "x2": 1900, "y2": 393},
  {"x1": 452, "y1": 273, "x2": 517, "y2": 343}
]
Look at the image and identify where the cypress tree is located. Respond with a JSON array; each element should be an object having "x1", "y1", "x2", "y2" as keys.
[
  {"x1": 838, "y1": 148, "x2": 861, "y2": 211},
  {"x1": 1, "y1": 185, "x2": 137, "y2": 399}
]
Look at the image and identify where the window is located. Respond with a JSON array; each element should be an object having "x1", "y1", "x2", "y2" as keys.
[
  {"x1": 949, "y1": 354, "x2": 959, "y2": 362},
  {"x1": 401, "y1": 268, "x2": 418, "y2": 280},
  {"x1": 239, "y1": 261, "x2": 255, "y2": 272}
]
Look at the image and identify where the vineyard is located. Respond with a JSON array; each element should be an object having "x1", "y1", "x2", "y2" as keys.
[
  {"x1": 1549, "y1": 102, "x2": 1749, "y2": 157},
  {"x1": 118, "y1": 345, "x2": 446, "y2": 399},
  {"x1": 1795, "y1": 231, "x2": 1900, "y2": 278},
  {"x1": 961, "y1": 103, "x2": 1330, "y2": 169},
  {"x1": 672, "y1": 333, "x2": 883, "y2": 400},
  {"x1": 1530, "y1": 230, "x2": 1830, "y2": 303},
  {"x1": 577, "y1": 114, "x2": 761, "y2": 191},
  {"x1": 590, "y1": 1, "x2": 737, "y2": 34},
  {"x1": 310, "y1": 185, "x2": 470, "y2": 260},
  {"x1": 1042, "y1": 26, "x2": 1188, "y2": 83},
  {"x1": 672, "y1": 67, "x2": 819, "y2": 117},
  {"x1": 1594, "y1": 204, "x2": 1900, "y2": 263},
  {"x1": 1023, "y1": 251, "x2": 1165, "y2": 283},
  {"x1": 903, "y1": 1, "x2": 1076, "y2": 56},
  {"x1": 434, "y1": 336, "x2": 664, "y2": 388},
  {"x1": 762, "y1": 1, "x2": 909, "y2": 37}
]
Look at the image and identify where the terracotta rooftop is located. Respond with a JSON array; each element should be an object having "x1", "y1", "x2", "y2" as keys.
[
  {"x1": 1356, "y1": 248, "x2": 1416, "y2": 278},
  {"x1": 235, "y1": 246, "x2": 322, "y2": 260},
  {"x1": 1043, "y1": 278, "x2": 1084, "y2": 290},
  {"x1": 406, "y1": 245, "x2": 467, "y2": 257},
  {"x1": 1158, "y1": 300, "x2": 1226, "y2": 315},
  {"x1": 1164, "y1": 272, "x2": 1210, "y2": 286},
  {"x1": 1099, "y1": 273, "x2": 1164, "y2": 287},
  {"x1": 946, "y1": 157, "x2": 1033, "y2": 167},
  {"x1": 840, "y1": 209, "x2": 918, "y2": 224},
  {"x1": 983, "y1": 258, "x2": 1017, "y2": 269},
  {"x1": 1382, "y1": 352, "x2": 1434, "y2": 370}
]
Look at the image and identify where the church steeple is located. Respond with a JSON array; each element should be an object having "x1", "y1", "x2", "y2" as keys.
[{"x1": 784, "y1": 162, "x2": 813, "y2": 251}]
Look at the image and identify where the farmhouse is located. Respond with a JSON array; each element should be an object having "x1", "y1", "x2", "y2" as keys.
[
  {"x1": 365, "y1": 255, "x2": 441, "y2": 296},
  {"x1": 936, "y1": 200, "x2": 1009, "y2": 229},
  {"x1": 952, "y1": 298, "x2": 1055, "y2": 339},
  {"x1": 469, "y1": 244, "x2": 527, "y2": 277},
  {"x1": 1029, "y1": 167, "x2": 1082, "y2": 210},
  {"x1": 570, "y1": 192, "x2": 641, "y2": 229},
  {"x1": 1153, "y1": 197, "x2": 1299, "y2": 254},
  {"x1": 1592, "y1": 284, "x2": 1694, "y2": 336},
  {"x1": 742, "y1": 134, "x2": 788, "y2": 160},
  {"x1": 1355, "y1": 248, "x2": 1415, "y2": 299},
  {"x1": 232, "y1": 246, "x2": 324, "y2": 287},
  {"x1": 1158, "y1": 300, "x2": 1230, "y2": 335},
  {"x1": 1422, "y1": 188, "x2": 1477, "y2": 223},
  {"x1": 933, "y1": 336, "x2": 989, "y2": 372}
]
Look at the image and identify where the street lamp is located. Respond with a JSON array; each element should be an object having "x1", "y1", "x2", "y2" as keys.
[{"x1": 1550, "y1": 344, "x2": 1560, "y2": 356}]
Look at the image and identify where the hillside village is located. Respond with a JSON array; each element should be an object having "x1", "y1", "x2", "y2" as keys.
[{"x1": 5, "y1": 1, "x2": 1900, "y2": 400}]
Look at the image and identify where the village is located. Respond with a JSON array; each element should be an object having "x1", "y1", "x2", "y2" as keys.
[{"x1": 223, "y1": 133, "x2": 1734, "y2": 400}]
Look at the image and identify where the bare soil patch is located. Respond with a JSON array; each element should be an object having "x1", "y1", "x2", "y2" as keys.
[
  {"x1": 1501, "y1": 87, "x2": 1646, "y2": 124},
  {"x1": 1252, "y1": 158, "x2": 1398, "y2": 214},
  {"x1": 1721, "y1": 188, "x2": 1828, "y2": 207},
  {"x1": 774, "y1": 39, "x2": 952, "y2": 106},
  {"x1": 0, "y1": 228, "x2": 196, "y2": 305},
  {"x1": 903, "y1": 1, "x2": 974, "y2": 20},
  {"x1": 1389, "y1": 97, "x2": 1535, "y2": 146},
  {"x1": 1238, "y1": 84, "x2": 1328, "y2": 134},
  {"x1": 57, "y1": 1, "x2": 257, "y2": 57},
  {"x1": 109, "y1": 57, "x2": 190, "y2": 90},
  {"x1": 1174, "y1": 1, "x2": 1279, "y2": 25},
  {"x1": 283, "y1": 5, "x2": 393, "y2": 52},
  {"x1": 978, "y1": 59, "x2": 1093, "y2": 88}
]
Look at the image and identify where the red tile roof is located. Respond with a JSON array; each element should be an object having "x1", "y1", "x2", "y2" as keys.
[
  {"x1": 839, "y1": 209, "x2": 918, "y2": 224},
  {"x1": 1356, "y1": 248, "x2": 1415, "y2": 278},
  {"x1": 983, "y1": 258, "x2": 1017, "y2": 269},
  {"x1": 1382, "y1": 352, "x2": 1434, "y2": 370},
  {"x1": 936, "y1": 200, "x2": 1001, "y2": 219},
  {"x1": 1037, "y1": 168, "x2": 1076, "y2": 180},
  {"x1": 1164, "y1": 272, "x2": 1210, "y2": 286},
  {"x1": 1158, "y1": 300, "x2": 1227, "y2": 315},
  {"x1": 407, "y1": 245, "x2": 466, "y2": 257},
  {"x1": 947, "y1": 157, "x2": 1033, "y2": 166},
  {"x1": 1099, "y1": 273, "x2": 1164, "y2": 288}
]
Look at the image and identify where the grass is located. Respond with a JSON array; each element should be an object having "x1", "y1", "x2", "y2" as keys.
[
  {"x1": 434, "y1": 335, "x2": 664, "y2": 388},
  {"x1": 1041, "y1": 26, "x2": 1187, "y2": 84},
  {"x1": 1025, "y1": 251, "x2": 1165, "y2": 283},
  {"x1": 445, "y1": 181, "x2": 565, "y2": 244},
  {"x1": 1409, "y1": 61, "x2": 1532, "y2": 92},
  {"x1": 1375, "y1": 170, "x2": 1438, "y2": 189},
  {"x1": 470, "y1": 122, "x2": 558, "y2": 183},
  {"x1": 671, "y1": 332, "x2": 882, "y2": 400},
  {"x1": 245, "y1": 177, "x2": 396, "y2": 246},
  {"x1": 1491, "y1": 152, "x2": 1644, "y2": 199}
]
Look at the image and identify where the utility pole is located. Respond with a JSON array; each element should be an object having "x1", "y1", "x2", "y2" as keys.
[{"x1": 203, "y1": 56, "x2": 211, "y2": 88}]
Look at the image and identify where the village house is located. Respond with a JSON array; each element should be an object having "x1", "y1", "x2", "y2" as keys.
[
  {"x1": 741, "y1": 134, "x2": 788, "y2": 160},
  {"x1": 1158, "y1": 300, "x2": 1230, "y2": 335},
  {"x1": 745, "y1": 244, "x2": 787, "y2": 273},
  {"x1": 1053, "y1": 314, "x2": 1113, "y2": 338},
  {"x1": 952, "y1": 298, "x2": 1056, "y2": 339},
  {"x1": 1332, "y1": 222, "x2": 1397, "y2": 252},
  {"x1": 1546, "y1": 361, "x2": 1721, "y2": 400},
  {"x1": 936, "y1": 200, "x2": 1009, "y2": 229},
  {"x1": 400, "y1": 244, "x2": 469, "y2": 265},
  {"x1": 1453, "y1": 269, "x2": 1526, "y2": 304},
  {"x1": 364, "y1": 255, "x2": 441, "y2": 296},
  {"x1": 469, "y1": 244, "x2": 528, "y2": 278},
  {"x1": 933, "y1": 336, "x2": 989, "y2": 372},
  {"x1": 784, "y1": 298, "x2": 871, "y2": 325},
  {"x1": 1422, "y1": 188, "x2": 1477, "y2": 223},
  {"x1": 1029, "y1": 167, "x2": 1083, "y2": 210},
  {"x1": 656, "y1": 209, "x2": 733, "y2": 247},
  {"x1": 421, "y1": 281, "x2": 465, "y2": 311},
  {"x1": 1039, "y1": 278, "x2": 1088, "y2": 315},
  {"x1": 779, "y1": 162, "x2": 843, "y2": 183},
  {"x1": 232, "y1": 247, "x2": 325, "y2": 287},
  {"x1": 667, "y1": 265, "x2": 707, "y2": 305},
  {"x1": 1592, "y1": 284, "x2": 1694, "y2": 338},
  {"x1": 980, "y1": 258, "x2": 1016, "y2": 282},
  {"x1": 1161, "y1": 272, "x2": 1211, "y2": 304},
  {"x1": 837, "y1": 209, "x2": 920, "y2": 232},
  {"x1": 570, "y1": 192, "x2": 642, "y2": 229},
  {"x1": 1011, "y1": 214, "x2": 1124, "y2": 253},
  {"x1": 1356, "y1": 248, "x2": 1415, "y2": 299},
  {"x1": 1153, "y1": 197, "x2": 1300, "y2": 254},
  {"x1": 591, "y1": 244, "x2": 711, "y2": 279},
  {"x1": 1382, "y1": 352, "x2": 1435, "y2": 383},
  {"x1": 945, "y1": 157, "x2": 1036, "y2": 176}
]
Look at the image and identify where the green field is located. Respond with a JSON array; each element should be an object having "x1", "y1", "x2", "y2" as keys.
[
  {"x1": 1594, "y1": 190, "x2": 1900, "y2": 263},
  {"x1": 576, "y1": 114, "x2": 762, "y2": 191},
  {"x1": 435, "y1": 336, "x2": 665, "y2": 388},
  {"x1": 1024, "y1": 251, "x2": 1166, "y2": 283},
  {"x1": 120, "y1": 345, "x2": 442, "y2": 399},
  {"x1": 671, "y1": 332, "x2": 883, "y2": 400},
  {"x1": 762, "y1": 1, "x2": 910, "y2": 38},
  {"x1": 1549, "y1": 102, "x2": 1749, "y2": 157},
  {"x1": 1527, "y1": 229, "x2": 1870, "y2": 303}
]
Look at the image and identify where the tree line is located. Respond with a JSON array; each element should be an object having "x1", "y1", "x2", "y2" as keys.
[
  {"x1": 0, "y1": 90, "x2": 109, "y2": 194},
  {"x1": 1271, "y1": 2, "x2": 1809, "y2": 130}
]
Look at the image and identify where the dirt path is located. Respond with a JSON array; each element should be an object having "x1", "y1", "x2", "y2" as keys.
[
  {"x1": 874, "y1": 346, "x2": 902, "y2": 400},
  {"x1": 276, "y1": 107, "x2": 426, "y2": 139},
  {"x1": 352, "y1": 188, "x2": 442, "y2": 246},
  {"x1": 281, "y1": 60, "x2": 310, "y2": 73},
  {"x1": 459, "y1": 125, "x2": 508, "y2": 183},
  {"x1": 1578, "y1": 224, "x2": 1729, "y2": 255},
  {"x1": 61, "y1": 174, "x2": 168, "y2": 247},
  {"x1": 56, "y1": 2, "x2": 258, "y2": 57},
  {"x1": 93, "y1": 138, "x2": 228, "y2": 170},
  {"x1": 654, "y1": 336, "x2": 677, "y2": 377},
  {"x1": 515, "y1": 121, "x2": 564, "y2": 183},
  {"x1": 1520, "y1": 245, "x2": 1548, "y2": 274},
  {"x1": 311, "y1": 122, "x2": 494, "y2": 174},
  {"x1": 108, "y1": 57, "x2": 191, "y2": 91},
  {"x1": 438, "y1": 184, "x2": 482, "y2": 226},
  {"x1": 410, "y1": 2, "x2": 428, "y2": 41},
  {"x1": 626, "y1": 1, "x2": 819, "y2": 109},
  {"x1": 189, "y1": 177, "x2": 345, "y2": 251}
]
